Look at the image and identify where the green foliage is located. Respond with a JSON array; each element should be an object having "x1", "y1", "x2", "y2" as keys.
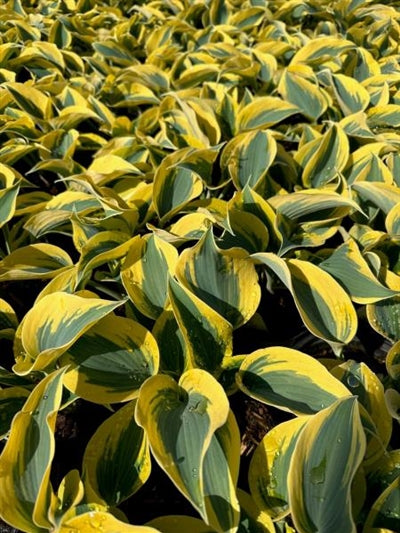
[{"x1": 0, "y1": 0, "x2": 399, "y2": 531}]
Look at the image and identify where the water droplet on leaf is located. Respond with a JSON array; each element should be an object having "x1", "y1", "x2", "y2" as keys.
[{"x1": 346, "y1": 374, "x2": 359, "y2": 388}]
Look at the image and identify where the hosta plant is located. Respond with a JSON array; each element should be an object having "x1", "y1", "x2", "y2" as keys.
[{"x1": 0, "y1": 0, "x2": 399, "y2": 532}]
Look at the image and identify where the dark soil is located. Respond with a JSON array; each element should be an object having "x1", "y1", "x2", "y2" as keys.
[{"x1": 0, "y1": 521, "x2": 20, "y2": 533}]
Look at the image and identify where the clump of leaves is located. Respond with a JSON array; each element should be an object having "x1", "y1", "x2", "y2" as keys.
[{"x1": 0, "y1": 0, "x2": 399, "y2": 531}]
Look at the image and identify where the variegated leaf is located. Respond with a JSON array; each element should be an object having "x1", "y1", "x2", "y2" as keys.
[
  {"x1": 238, "y1": 97, "x2": 299, "y2": 132},
  {"x1": 121, "y1": 235, "x2": 178, "y2": 320},
  {"x1": 168, "y1": 277, "x2": 232, "y2": 374},
  {"x1": 14, "y1": 293, "x2": 123, "y2": 375},
  {"x1": 249, "y1": 417, "x2": 310, "y2": 519},
  {"x1": 253, "y1": 253, "x2": 357, "y2": 350},
  {"x1": 288, "y1": 397, "x2": 366, "y2": 533},
  {"x1": 176, "y1": 229, "x2": 261, "y2": 329},
  {"x1": 0, "y1": 244, "x2": 73, "y2": 281},
  {"x1": 319, "y1": 239, "x2": 398, "y2": 304},
  {"x1": 135, "y1": 370, "x2": 232, "y2": 529},
  {"x1": 83, "y1": 400, "x2": 151, "y2": 506},
  {"x1": 0, "y1": 369, "x2": 65, "y2": 532},
  {"x1": 60, "y1": 314, "x2": 159, "y2": 404},
  {"x1": 221, "y1": 129, "x2": 277, "y2": 191},
  {"x1": 237, "y1": 346, "x2": 350, "y2": 415}
]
